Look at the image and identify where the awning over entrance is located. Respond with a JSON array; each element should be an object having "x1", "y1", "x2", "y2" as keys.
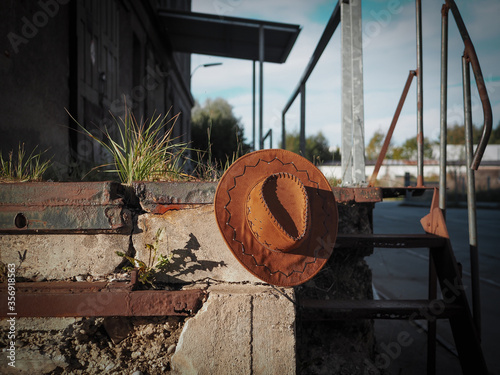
[{"x1": 157, "y1": 10, "x2": 301, "y2": 63}]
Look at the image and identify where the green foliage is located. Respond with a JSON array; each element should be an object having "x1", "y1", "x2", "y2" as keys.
[
  {"x1": 365, "y1": 132, "x2": 434, "y2": 160},
  {"x1": 68, "y1": 108, "x2": 189, "y2": 185},
  {"x1": 398, "y1": 136, "x2": 435, "y2": 160},
  {"x1": 116, "y1": 228, "x2": 172, "y2": 287},
  {"x1": 191, "y1": 98, "x2": 251, "y2": 168},
  {"x1": 0, "y1": 143, "x2": 52, "y2": 182},
  {"x1": 446, "y1": 123, "x2": 482, "y2": 145},
  {"x1": 366, "y1": 121, "x2": 500, "y2": 164},
  {"x1": 366, "y1": 130, "x2": 386, "y2": 161},
  {"x1": 282, "y1": 131, "x2": 335, "y2": 164},
  {"x1": 446, "y1": 122, "x2": 500, "y2": 145},
  {"x1": 491, "y1": 122, "x2": 500, "y2": 144},
  {"x1": 327, "y1": 178, "x2": 342, "y2": 187},
  {"x1": 390, "y1": 145, "x2": 404, "y2": 160}
]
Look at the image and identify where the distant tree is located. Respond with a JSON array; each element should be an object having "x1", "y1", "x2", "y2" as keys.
[
  {"x1": 390, "y1": 146, "x2": 404, "y2": 160},
  {"x1": 366, "y1": 130, "x2": 385, "y2": 161},
  {"x1": 489, "y1": 121, "x2": 500, "y2": 144},
  {"x1": 441, "y1": 122, "x2": 500, "y2": 145},
  {"x1": 191, "y1": 98, "x2": 251, "y2": 165},
  {"x1": 399, "y1": 136, "x2": 435, "y2": 160},
  {"x1": 332, "y1": 146, "x2": 341, "y2": 162},
  {"x1": 281, "y1": 131, "x2": 335, "y2": 164},
  {"x1": 306, "y1": 132, "x2": 335, "y2": 163},
  {"x1": 446, "y1": 123, "x2": 482, "y2": 144}
]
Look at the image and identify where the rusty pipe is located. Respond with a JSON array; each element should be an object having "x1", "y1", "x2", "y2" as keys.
[
  {"x1": 416, "y1": 0, "x2": 424, "y2": 187},
  {"x1": 369, "y1": 70, "x2": 416, "y2": 187},
  {"x1": 446, "y1": 0, "x2": 492, "y2": 170},
  {"x1": 463, "y1": 55, "x2": 481, "y2": 340},
  {"x1": 439, "y1": 4, "x2": 449, "y2": 214},
  {"x1": 464, "y1": 39, "x2": 492, "y2": 170}
]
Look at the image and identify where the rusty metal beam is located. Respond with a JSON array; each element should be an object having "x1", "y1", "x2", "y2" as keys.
[
  {"x1": 133, "y1": 181, "x2": 217, "y2": 212},
  {"x1": 368, "y1": 70, "x2": 416, "y2": 187},
  {"x1": 0, "y1": 281, "x2": 206, "y2": 317},
  {"x1": 0, "y1": 182, "x2": 132, "y2": 233}
]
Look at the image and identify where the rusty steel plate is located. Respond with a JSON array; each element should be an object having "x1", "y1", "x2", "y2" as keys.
[
  {"x1": 0, "y1": 182, "x2": 132, "y2": 233},
  {"x1": 0, "y1": 281, "x2": 206, "y2": 317},
  {"x1": 332, "y1": 187, "x2": 383, "y2": 203},
  {"x1": 133, "y1": 181, "x2": 217, "y2": 212}
]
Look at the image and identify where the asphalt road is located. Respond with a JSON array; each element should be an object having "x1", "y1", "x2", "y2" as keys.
[{"x1": 367, "y1": 200, "x2": 500, "y2": 375}]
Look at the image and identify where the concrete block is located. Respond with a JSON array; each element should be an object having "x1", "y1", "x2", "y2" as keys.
[
  {"x1": 132, "y1": 206, "x2": 262, "y2": 284},
  {"x1": 252, "y1": 291, "x2": 296, "y2": 374},
  {"x1": 0, "y1": 234, "x2": 130, "y2": 280},
  {"x1": 171, "y1": 285, "x2": 296, "y2": 375}
]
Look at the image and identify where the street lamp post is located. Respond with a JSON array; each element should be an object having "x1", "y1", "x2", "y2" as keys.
[{"x1": 191, "y1": 62, "x2": 223, "y2": 77}]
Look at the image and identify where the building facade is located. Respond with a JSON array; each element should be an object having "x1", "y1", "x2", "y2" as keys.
[{"x1": 1, "y1": 0, "x2": 193, "y2": 179}]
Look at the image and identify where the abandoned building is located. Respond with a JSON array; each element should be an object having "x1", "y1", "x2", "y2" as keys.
[{"x1": 1, "y1": 0, "x2": 194, "y2": 179}]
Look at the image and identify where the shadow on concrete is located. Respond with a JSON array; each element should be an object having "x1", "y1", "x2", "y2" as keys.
[{"x1": 158, "y1": 233, "x2": 227, "y2": 283}]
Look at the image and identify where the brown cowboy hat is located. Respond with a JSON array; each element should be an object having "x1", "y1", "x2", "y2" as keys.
[{"x1": 214, "y1": 149, "x2": 338, "y2": 286}]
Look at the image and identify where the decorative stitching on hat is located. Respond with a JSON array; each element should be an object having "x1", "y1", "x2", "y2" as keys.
[{"x1": 222, "y1": 155, "x2": 331, "y2": 279}]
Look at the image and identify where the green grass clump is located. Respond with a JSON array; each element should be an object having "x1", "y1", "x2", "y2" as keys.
[
  {"x1": 0, "y1": 143, "x2": 52, "y2": 182},
  {"x1": 69, "y1": 108, "x2": 189, "y2": 185}
]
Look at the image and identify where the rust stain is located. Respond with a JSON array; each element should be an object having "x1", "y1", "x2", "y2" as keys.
[
  {"x1": 332, "y1": 188, "x2": 382, "y2": 203},
  {"x1": 420, "y1": 188, "x2": 449, "y2": 238},
  {"x1": 151, "y1": 204, "x2": 192, "y2": 215},
  {"x1": 441, "y1": 3, "x2": 450, "y2": 16},
  {"x1": 332, "y1": 188, "x2": 355, "y2": 203}
]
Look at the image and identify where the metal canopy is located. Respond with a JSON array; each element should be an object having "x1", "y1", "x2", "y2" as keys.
[{"x1": 157, "y1": 10, "x2": 301, "y2": 63}]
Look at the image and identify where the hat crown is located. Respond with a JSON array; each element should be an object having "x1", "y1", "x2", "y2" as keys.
[{"x1": 246, "y1": 172, "x2": 310, "y2": 253}]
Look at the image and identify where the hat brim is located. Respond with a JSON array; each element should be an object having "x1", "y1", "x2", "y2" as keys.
[{"x1": 214, "y1": 149, "x2": 338, "y2": 286}]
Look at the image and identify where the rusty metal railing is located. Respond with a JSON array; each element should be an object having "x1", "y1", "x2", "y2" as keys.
[
  {"x1": 446, "y1": 0, "x2": 493, "y2": 170},
  {"x1": 279, "y1": 1, "x2": 491, "y2": 372},
  {"x1": 262, "y1": 129, "x2": 273, "y2": 149},
  {"x1": 366, "y1": 0, "x2": 426, "y2": 189},
  {"x1": 281, "y1": 2, "x2": 340, "y2": 154},
  {"x1": 440, "y1": 0, "x2": 493, "y2": 341},
  {"x1": 368, "y1": 70, "x2": 416, "y2": 187}
]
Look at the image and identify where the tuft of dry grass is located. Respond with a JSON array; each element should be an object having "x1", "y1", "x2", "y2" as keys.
[
  {"x1": 190, "y1": 127, "x2": 243, "y2": 182},
  {"x1": 0, "y1": 143, "x2": 52, "y2": 182},
  {"x1": 68, "y1": 108, "x2": 190, "y2": 185}
]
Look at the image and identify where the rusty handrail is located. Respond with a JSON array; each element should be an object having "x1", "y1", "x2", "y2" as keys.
[
  {"x1": 368, "y1": 70, "x2": 416, "y2": 187},
  {"x1": 446, "y1": 0, "x2": 492, "y2": 170},
  {"x1": 281, "y1": 1, "x2": 341, "y2": 150}
]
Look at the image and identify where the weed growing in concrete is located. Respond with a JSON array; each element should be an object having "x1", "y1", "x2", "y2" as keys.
[
  {"x1": 191, "y1": 128, "x2": 242, "y2": 181},
  {"x1": 68, "y1": 108, "x2": 190, "y2": 184},
  {"x1": 116, "y1": 228, "x2": 172, "y2": 287},
  {"x1": 327, "y1": 178, "x2": 342, "y2": 187},
  {"x1": 0, "y1": 143, "x2": 52, "y2": 182}
]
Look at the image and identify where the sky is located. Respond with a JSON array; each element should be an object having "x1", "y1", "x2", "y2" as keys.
[{"x1": 190, "y1": 0, "x2": 500, "y2": 151}]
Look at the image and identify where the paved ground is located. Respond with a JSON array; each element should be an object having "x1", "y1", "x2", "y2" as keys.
[{"x1": 367, "y1": 200, "x2": 500, "y2": 375}]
